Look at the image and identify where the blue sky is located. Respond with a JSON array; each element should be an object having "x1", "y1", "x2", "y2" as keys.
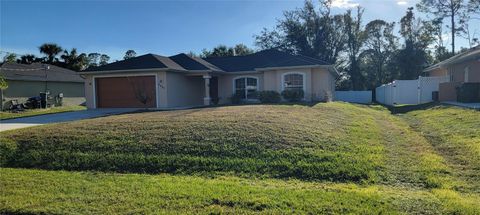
[{"x1": 1, "y1": 0, "x2": 478, "y2": 61}]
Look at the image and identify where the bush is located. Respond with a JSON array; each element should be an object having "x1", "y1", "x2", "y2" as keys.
[
  {"x1": 281, "y1": 89, "x2": 304, "y2": 102},
  {"x1": 230, "y1": 93, "x2": 243, "y2": 104},
  {"x1": 257, "y1": 91, "x2": 281, "y2": 103}
]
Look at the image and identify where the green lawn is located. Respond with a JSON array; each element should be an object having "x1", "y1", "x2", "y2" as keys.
[
  {"x1": 0, "y1": 102, "x2": 478, "y2": 214},
  {"x1": 2, "y1": 168, "x2": 479, "y2": 214},
  {"x1": 0, "y1": 105, "x2": 86, "y2": 120}
]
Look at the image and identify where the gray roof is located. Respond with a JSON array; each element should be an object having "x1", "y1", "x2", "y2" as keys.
[
  {"x1": 0, "y1": 63, "x2": 84, "y2": 83},
  {"x1": 169, "y1": 53, "x2": 223, "y2": 71},
  {"x1": 204, "y1": 49, "x2": 330, "y2": 72},
  {"x1": 85, "y1": 54, "x2": 186, "y2": 72},
  {"x1": 83, "y1": 49, "x2": 332, "y2": 73},
  {"x1": 424, "y1": 45, "x2": 480, "y2": 72}
]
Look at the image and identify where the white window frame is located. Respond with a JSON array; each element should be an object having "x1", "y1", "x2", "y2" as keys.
[
  {"x1": 281, "y1": 72, "x2": 306, "y2": 94},
  {"x1": 232, "y1": 76, "x2": 259, "y2": 101},
  {"x1": 464, "y1": 66, "x2": 469, "y2": 83}
]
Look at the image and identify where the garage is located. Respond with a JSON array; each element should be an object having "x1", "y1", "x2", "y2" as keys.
[{"x1": 95, "y1": 76, "x2": 156, "y2": 108}]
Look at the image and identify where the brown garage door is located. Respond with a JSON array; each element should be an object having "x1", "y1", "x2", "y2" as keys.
[{"x1": 96, "y1": 76, "x2": 156, "y2": 108}]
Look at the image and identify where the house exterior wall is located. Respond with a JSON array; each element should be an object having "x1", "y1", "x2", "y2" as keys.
[
  {"x1": 447, "y1": 60, "x2": 480, "y2": 83},
  {"x1": 2, "y1": 80, "x2": 85, "y2": 109},
  {"x1": 428, "y1": 68, "x2": 448, "y2": 77},
  {"x1": 439, "y1": 82, "x2": 462, "y2": 101},
  {"x1": 217, "y1": 73, "x2": 264, "y2": 104},
  {"x1": 217, "y1": 67, "x2": 335, "y2": 103},
  {"x1": 83, "y1": 66, "x2": 336, "y2": 109},
  {"x1": 262, "y1": 68, "x2": 312, "y2": 101},
  {"x1": 311, "y1": 68, "x2": 335, "y2": 101},
  {"x1": 166, "y1": 72, "x2": 204, "y2": 107},
  {"x1": 263, "y1": 67, "x2": 334, "y2": 101},
  {"x1": 84, "y1": 75, "x2": 95, "y2": 109},
  {"x1": 434, "y1": 60, "x2": 479, "y2": 102}
]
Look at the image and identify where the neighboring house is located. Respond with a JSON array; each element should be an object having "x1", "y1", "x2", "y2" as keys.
[
  {"x1": 0, "y1": 62, "x2": 85, "y2": 109},
  {"x1": 79, "y1": 49, "x2": 338, "y2": 109},
  {"x1": 424, "y1": 45, "x2": 480, "y2": 101}
]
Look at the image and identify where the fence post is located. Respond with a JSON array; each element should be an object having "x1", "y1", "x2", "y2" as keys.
[
  {"x1": 392, "y1": 81, "x2": 396, "y2": 106},
  {"x1": 417, "y1": 76, "x2": 422, "y2": 104}
]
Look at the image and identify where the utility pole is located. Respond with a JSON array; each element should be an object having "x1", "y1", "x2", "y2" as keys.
[{"x1": 43, "y1": 64, "x2": 50, "y2": 109}]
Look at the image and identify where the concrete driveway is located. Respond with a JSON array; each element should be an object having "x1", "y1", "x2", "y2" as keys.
[{"x1": 0, "y1": 108, "x2": 137, "y2": 132}]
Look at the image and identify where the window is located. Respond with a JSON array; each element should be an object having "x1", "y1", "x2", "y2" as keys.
[
  {"x1": 234, "y1": 77, "x2": 258, "y2": 100},
  {"x1": 464, "y1": 66, "x2": 469, "y2": 82},
  {"x1": 283, "y1": 73, "x2": 304, "y2": 91}
]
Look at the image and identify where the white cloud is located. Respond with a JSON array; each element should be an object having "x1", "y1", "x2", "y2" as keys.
[
  {"x1": 397, "y1": 0, "x2": 408, "y2": 6},
  {"x1": 331, "y1": 0, "x2": 360, "y2": 8}
]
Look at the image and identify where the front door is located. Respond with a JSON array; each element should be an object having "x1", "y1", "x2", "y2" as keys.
[{"x1": 209, "y1": 77, "x2": 219, "y2": 103}]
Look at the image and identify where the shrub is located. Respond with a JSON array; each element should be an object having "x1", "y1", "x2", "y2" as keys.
[
  {"x1": 211, "y1": 97, "x2": 220, "y2": 105},
  {"x1": 257, "y1": 91, "x2": 281, "y2": 103},
  {"x1": 230, "y1": 93, "x2": 243, "y2": 104},
  {"x1": 281, "y1": 89, "x2": 304, "y2": 102}
]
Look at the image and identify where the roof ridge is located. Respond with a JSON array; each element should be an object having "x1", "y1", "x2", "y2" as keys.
[{"x1": 295, "y1": 53, "x2": 330, "y2": 64}]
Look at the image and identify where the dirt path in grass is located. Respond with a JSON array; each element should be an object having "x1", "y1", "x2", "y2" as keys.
[
  {"x1": 400, "y1": 114, "x2": 480, "y2": 193},
  {"x1": 371, "y1": 113, "x2": 453, "y2": 189}
]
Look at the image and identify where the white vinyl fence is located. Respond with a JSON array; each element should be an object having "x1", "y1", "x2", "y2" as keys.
[
  {"x1": 376, "y1": 76, "x2": 449, "y2": 106},
  {"x1": 335, "y1": 91, "x2": 372, "y2": 104}
]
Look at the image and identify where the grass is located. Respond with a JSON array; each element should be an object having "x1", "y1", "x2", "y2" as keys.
[
  {"x1": 0, "y1": 105, "x2": 86, "y2": 120},
  {"x1": 404, "y1": 106, "x2": 480, "y2": 192},
  {"x1": 0, "y1": 102, "x2": 479, "y2": 214},
  {"x1": 1, "y1": 168, "x2": 479, "y2": 214},
  {"x1": 1, "y1": 103, "x2": 387, "y2": 182}
]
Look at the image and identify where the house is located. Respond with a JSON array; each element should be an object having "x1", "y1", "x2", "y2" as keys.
[
  {"x1": 423, "y1": 45, "x2": 480, "y2": 102},
  {"x1": 79, "y1": 49, "x2": 338, "y2": 109},
  {"x1": 0, "y1": 63, "x2": 85, "y2": 110}
]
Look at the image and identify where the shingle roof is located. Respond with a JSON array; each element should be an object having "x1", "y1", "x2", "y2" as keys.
[
  {"x1": 0, "y1": 63, "x2": 84, "y2": 82},
  {"x1": 204, "y1": 49, "x2": 330, "y2": 72},
  {"x1": 83, "y1": 49, "x2": 331, "y2": 73},
  {"x1": 84, "y1": 54, "x2": 186, "y2": 72},
  {"x1": 424, "y1": 45, "x2": 480, "y2": 72},
  {"x1": 169, "y1": 53, "x2": 222, "y2": 71}
]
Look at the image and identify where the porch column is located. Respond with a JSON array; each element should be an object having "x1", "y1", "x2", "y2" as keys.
[{"x1": 203, "y1": 75, "x2": 211, "y2": 105}]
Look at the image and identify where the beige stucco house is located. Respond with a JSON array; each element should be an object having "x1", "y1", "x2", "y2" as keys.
[
  {"x1": 424, "y1": 45, "x2": 480, "y2": 101},
  {"x1": 79, "y1": 49, "x2": 338, "y2": 109}
]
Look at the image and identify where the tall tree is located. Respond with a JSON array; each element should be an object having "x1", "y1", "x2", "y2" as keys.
[
  {"x1": 469, "y1": 0, "x2": 480, "y2": 18},
  {"x1": 342, "y1": 7, "x2": 366, "y2": 90},
  {"x1": 99, "y1": 54, "x2": 110, "y2": 66},
  {"x1": 201, "y1": 45, "x2": 234, "y2": 57},
  {"x1": 199, "y1": 44, "x2": 255, "y2": 58},
  {"x1": 39, "y1": 43, "x2": 63, "y2": 63},
  {"x1": 360, "y1": 20, "x2": 398, "y2": 88},
  {"x1": 423, "y1": 18, "x2": 454, "y2": 62},
  {"x1": 395, "y1": 7, "x2": 435, "y2": 79},
  {"x1": 254, "y1": 0, "x2": 347, "y2": 64},
  {"x1": 17, "y1": 54, "x2": 42, "y2": 64},
  {"x1": 2, "y1": 53, "x2": 17, "y2": 63},
  {"x1": 417, "y1": 0, "x2": 470, "y2": 54},
  {"x1": 233, "y1": 44, "x2": 254, "y2": 56},
  {"x1": 124, "y1": 50, "x2": 137, "y2": 60},
  {"x1": 87, "y1": 53, "x2": 101, "y2": 67},
  {"x1": 60, "y1": 48, "x2": 88, "y2": 71}
]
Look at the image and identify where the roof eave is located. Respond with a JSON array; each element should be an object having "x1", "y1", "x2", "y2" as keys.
[
  {"x1": 78, "y1": 68, "x2": 172, "y2": 75},
  {"x1": 254, "y1": 64, "x2": 327, "y2": 71}
]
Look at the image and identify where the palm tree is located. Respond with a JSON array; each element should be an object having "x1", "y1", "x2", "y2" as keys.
[
  {"x1": 61, "y1": 48, "x2": 88, "y2": 71},
  {"x1": 39, "y1": 43, "x2": 63, "y2": 63}
]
